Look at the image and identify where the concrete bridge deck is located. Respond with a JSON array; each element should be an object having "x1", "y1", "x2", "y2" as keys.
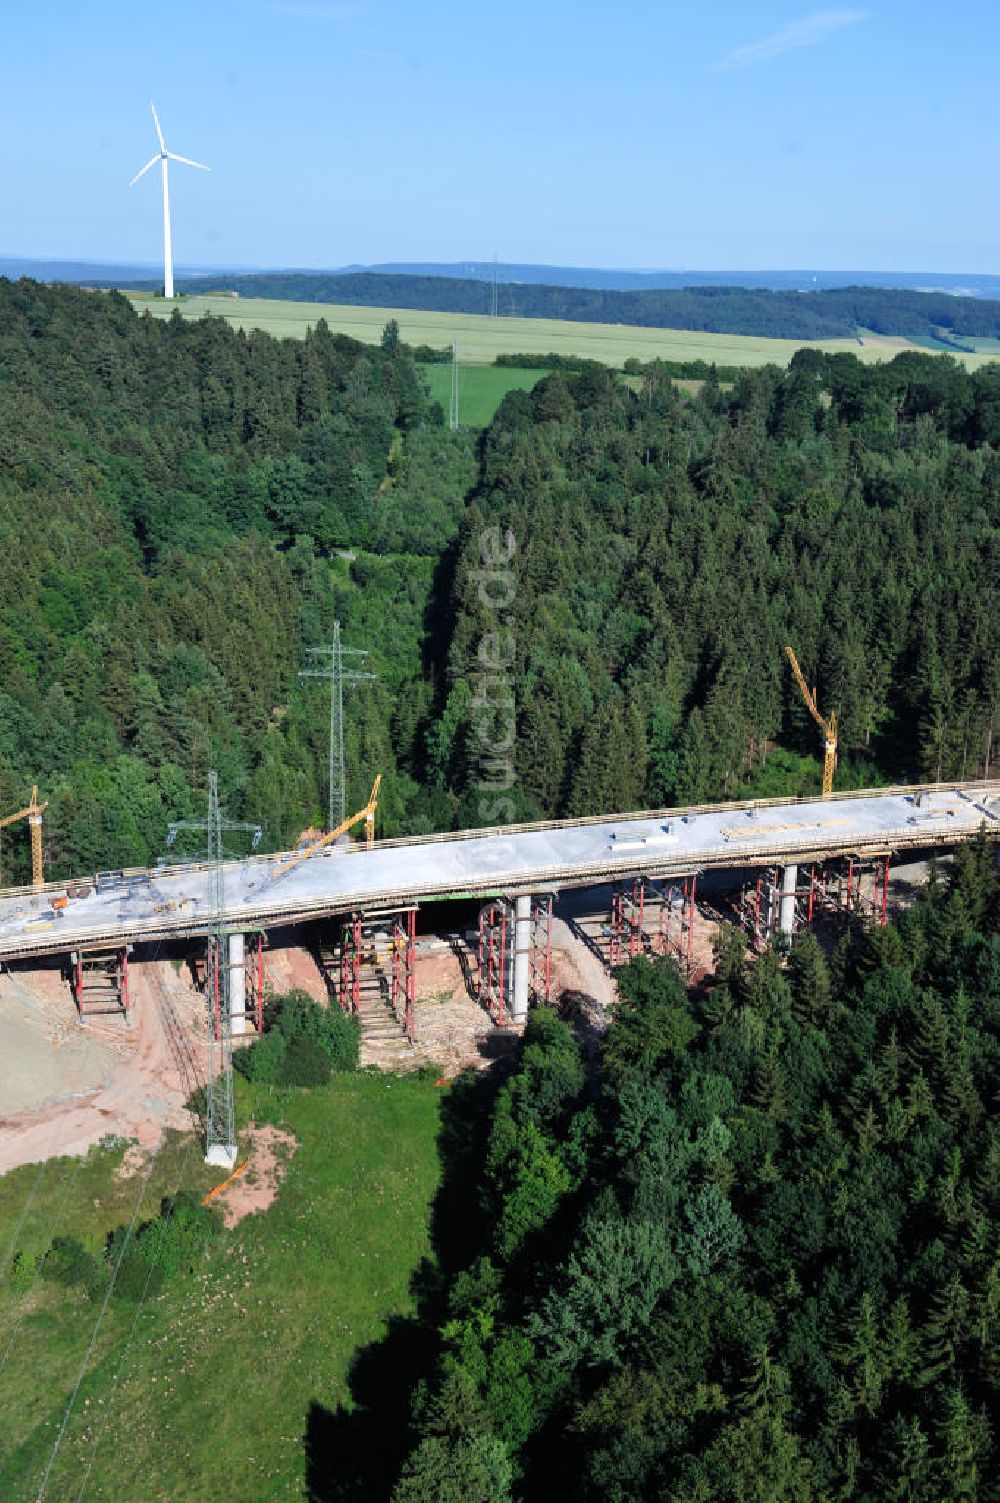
[{"x1": 0, "y1": 781, "x2": 997, "y2": 961}]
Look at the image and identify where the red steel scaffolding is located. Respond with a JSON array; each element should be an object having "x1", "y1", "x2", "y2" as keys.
[
  {"x1": 338, "y1": 913, "x2": 363, "y2": 1016},
  {"x1": 73, "y1": 946, "x2": 130, "y2": 1020},
  {"x1": 477, "y1": 895, "x2": 556, "y2": 1019},
  {"x1": 390, "y1": 910, "x2": 416, "y2": 1043},
  {"x1": 738, "y1": 852, "x2": 892, "y2": 946},
  {"x1": 246, "y1": 932, "x2": 266, "y2": 1032},
  {"x1": 739, "y1": 868, "x2": 780, "y2": 951},
  {"x1": 478, "y1": 900, "x2": 512, "y2": 1024},
  {"x1": 609, "y1": 879, "x2": 646, "y2": 968},
  {"x1": 336, "y1": 908, "x2": 416, "y2": 1043},
  {"x1": 653, "y1": 874, "x2": 699, "y2": 974}
]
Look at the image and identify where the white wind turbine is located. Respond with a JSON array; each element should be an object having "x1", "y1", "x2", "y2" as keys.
[{"x1": 129, "y1": 103, "x2": 210, "y2": 300}]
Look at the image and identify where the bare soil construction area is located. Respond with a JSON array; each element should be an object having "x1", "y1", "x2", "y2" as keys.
[
  {"x1": 0, "y1": 908, "x2": 625, "y2": 1173},
  {"x1": 404, "y1": 913, "x2": 623, "y2": 1076},
  {"x1": 208, "y1": 1123, "x2": 299, "y2": 1229},
  {"x1": 0, "y1": 888, "x2": 753, "y2": 1178},
  {"x1": 0, "y1": 959, "x2": 206, "y2": 1176},
  {"x1": 0, "y1": 866, "x2": 935, "y2": 1180}
]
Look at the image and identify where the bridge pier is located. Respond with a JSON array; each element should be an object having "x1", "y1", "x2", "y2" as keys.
[
  {"x1": 778, "y1": 864, "x2": 798, "y2": 938},
  {"x1": 229, "y1": 932, "x2": 246, "y2": 1036},
  {"x1": 511, "y1": 894, "x2": 531, "y2": 1025},
  {"x1": 477, "y1": 893, "x2": 553, "y2": 1024}
]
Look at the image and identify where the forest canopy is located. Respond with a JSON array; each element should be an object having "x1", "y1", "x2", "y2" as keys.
[
  {"x1": 376, "y1": 843, "x2": 1000, "y2": 1501},
  {"x1": 0, "y1": 278, "x2": 997, "y2": 881}
]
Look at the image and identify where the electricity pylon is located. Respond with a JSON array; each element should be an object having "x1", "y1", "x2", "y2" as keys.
[
  {"x1": 450, "y1": 341, "x2": 459, "y2": 431},
  {"x1": 300, "y1": 621, "x2": 375, "y2": 833},
  {"x1": 166, "y1": 773, "x2": 261, "y2": 1167}
]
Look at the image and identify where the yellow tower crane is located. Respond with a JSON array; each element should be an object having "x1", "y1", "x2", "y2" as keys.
[
  {"x1": 0, "y1": 785, "x2": 48, "y2": 888},
  {"x1": 785, "y1": 647, "x2": 838, "y2": 798},
  {"x1": 270, "y1": 774, "x2": 382, "y2": 882}
]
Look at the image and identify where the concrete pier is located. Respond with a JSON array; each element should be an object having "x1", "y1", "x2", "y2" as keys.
[
  {"x1": 511, "y1": 894, "x2": 531, "y2": 1024},
  {"x1": 778, "y1": 864, "x2": 798, "y2": 937},
  {"x1": 229, "y1": 931, "x2": 246, "y2": 1036}
]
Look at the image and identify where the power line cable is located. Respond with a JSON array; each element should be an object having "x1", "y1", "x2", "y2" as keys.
[
  {"x1": 0, "y1": 1161, "x2": 47, "y2": 1277},
  {"x1": 0, "y1": 1151, "x2": 51, "y2": 1281},
  {"x1": 0, "y1": 1153, "x2": 84, "y2": 1381},
  {"x1": 73, "y1": 1133, "x2": 200, "y2": 1503},
  {"x1": 34, "y1": 1143, "x2": 160, "y2": 1501}
]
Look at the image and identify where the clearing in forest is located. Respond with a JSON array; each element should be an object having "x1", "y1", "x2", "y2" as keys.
[{"x1": 0, "y1": 1072, "x2": 443, "y2": 1502}]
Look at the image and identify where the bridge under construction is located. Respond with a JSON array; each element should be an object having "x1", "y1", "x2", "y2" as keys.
[
  {"x1": 0, "y1": 778, "x2": 996, "y2": 957},
  {"x1": 2, "y1": 778, "x2": 997, "y2": 1163}
]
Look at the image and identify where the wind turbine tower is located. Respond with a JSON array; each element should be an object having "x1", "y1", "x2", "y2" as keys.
[{"x1": 129, "y1": 103, "x2": 210, "y2": 300}]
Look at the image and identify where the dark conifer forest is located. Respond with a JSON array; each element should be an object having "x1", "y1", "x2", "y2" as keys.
[
  {"x1": 377, "y1": 844, "x2": 1000, "y2": 1502},
  {"x1": 0, "y1": 276, "x2": 998, "y2": 882},
  {"x1": 3, "y1": 279, "x2": 1000, "y2": 1502}
]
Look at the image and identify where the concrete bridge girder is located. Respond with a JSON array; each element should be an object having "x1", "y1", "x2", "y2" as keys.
[{"x1": 0, "y1": 783, "x2": 994, "y2": 968}]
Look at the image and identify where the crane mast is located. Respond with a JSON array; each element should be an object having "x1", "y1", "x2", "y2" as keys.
[
  {"x1": 785, "y1": 647, "x2": 838, "y2": 798},
  {"x1": 0, "y1": 785, "x2": 47, "y2": 887},
  {"x1": 270, "y1": 774, "x2": 382, "y2": 882}
]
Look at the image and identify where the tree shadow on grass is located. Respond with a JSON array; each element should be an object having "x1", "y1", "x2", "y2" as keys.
[
  {"x1": 304, "y1": 1312, "x2": 430, "y2": 1503},
  {"x1": 303, "y1": 1068, "x2": 505, "y2": 1502}
]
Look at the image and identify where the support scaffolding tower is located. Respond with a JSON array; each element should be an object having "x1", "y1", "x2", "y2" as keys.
[
  {"x1": 390, "y1": 910, "x2": 416, "y2": 1043},
  {"x1": 529, "y1": 895, "x2": 553, "y2": 1006},
  {"x1": 478, "y1": 899, "x2": 513, "y2": 1024},
  {"x1": 829, "y1": 853, "x2": 891, "y2": 927},
  {"x1": 245, "y1": 932, "x2": 266, "y2": 1034},
  {"x1": 477, "y1": 895, "x2": 555, "y2": 1020},
  {"x1": 740, "y1": 867, "x2": 781, "y2": 951},
  {"x1": 609, "y1": 879, "x2": 646, "y2": 968},
  {"x1": 72, "y1": 946, "x2": 131, "y2": 1020},
  {"x1": 338, "y1": 913, "x2": 363, "y2": 1017},
  {"x1": 335, "y1": 907, "x2": 416, "y2": 1043},
  {"x1": 653, "y1": 874, "x2": 699, "y2": 974},
  {"x1": 738, "y1": 851, "x2": 892, "y2": 948}
]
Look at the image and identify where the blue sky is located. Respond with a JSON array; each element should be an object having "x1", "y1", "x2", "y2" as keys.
[{"x1": 4, "y1": 0, "x2": 999, "y2": 272}]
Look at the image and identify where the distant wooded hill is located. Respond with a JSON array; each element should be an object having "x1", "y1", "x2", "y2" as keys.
[{"x1": 97, "y1": 270, "x2": 1000, "y2": 344}]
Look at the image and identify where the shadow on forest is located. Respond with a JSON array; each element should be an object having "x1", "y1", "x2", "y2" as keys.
[{"x1": 303, "y1": 1068, "x2": 504, "y2": 1502}]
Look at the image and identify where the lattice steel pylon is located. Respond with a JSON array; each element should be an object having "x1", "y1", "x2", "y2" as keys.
[
  {"x1": 166, "y1": 772, "x2": 261, "y2": 1168},
  {"x1": 300, "y1": 620, "x2": 375, "y2": 834},
  {"x1": 449, "y1": 341, "x2": 459, "y2": 431}
]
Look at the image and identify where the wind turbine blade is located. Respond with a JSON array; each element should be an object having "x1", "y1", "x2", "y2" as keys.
[
  {"x1": 166, "y1": 152, "x2": 211, "y2": 171},
  {"x1": 128, "y1": 155, "x2": 159, "y2": 187},
  {"x1": 150, "y1": 101, "x2": 165, "y2": 152}
]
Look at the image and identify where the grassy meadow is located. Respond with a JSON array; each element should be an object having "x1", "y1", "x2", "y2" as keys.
[
  {"x1": 0, "y1": 1072, "x2": 444, "y2": 1501},
  {"x1": 126, "y1": 291, "x2": 995, "y2": 370},
  {"x1": 422, "y1": 362, "x2": 547, "y2": 426}
]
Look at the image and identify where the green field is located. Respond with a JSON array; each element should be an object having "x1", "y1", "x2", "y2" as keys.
[
  {"x1": 422, "y1": 363, "x2": 546, "y2": 426},
  {"x1": 126, "y1": 292, "x2": 997, "y2": 370},
  {"x1": 0, "y1": 1073, "x2": 443, "y2": 1501}
]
